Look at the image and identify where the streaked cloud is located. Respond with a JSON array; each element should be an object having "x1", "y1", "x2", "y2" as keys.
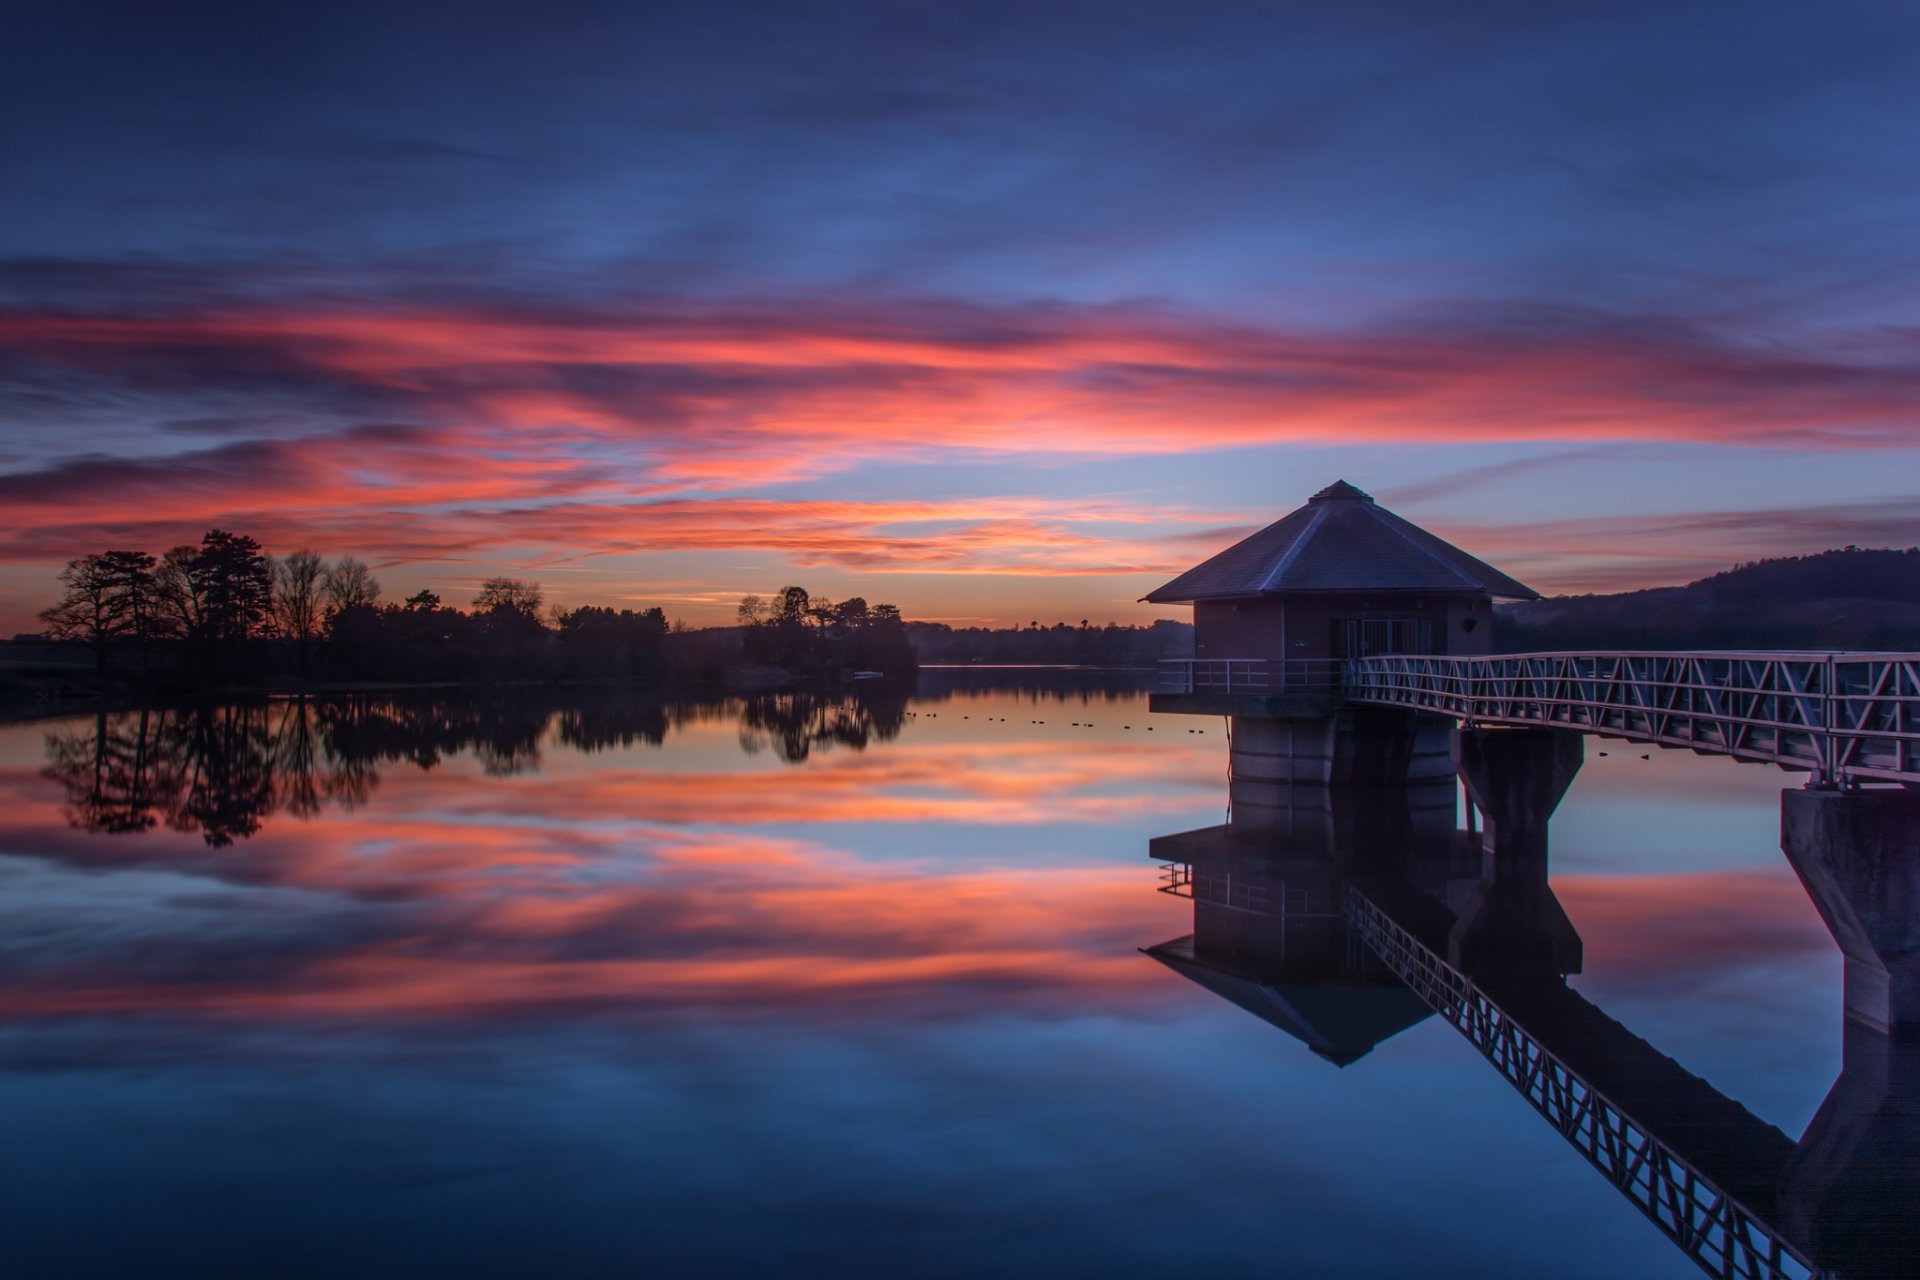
[{"x1": 3, "y1": 278, "x2": 1916, "y2": 621}]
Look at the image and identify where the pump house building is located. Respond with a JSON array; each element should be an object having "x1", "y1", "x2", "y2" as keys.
[{"x1": 1145, "y1": 480, "x2": 1538, "y2": 717}]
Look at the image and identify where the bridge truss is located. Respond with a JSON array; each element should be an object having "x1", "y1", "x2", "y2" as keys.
[
  {"x1": 1343, "y1": 652, "x2": 1920, "y2": 785},
  {"x1": 1344, "y1": 889, "x2": 1820, "y2": 1280}
]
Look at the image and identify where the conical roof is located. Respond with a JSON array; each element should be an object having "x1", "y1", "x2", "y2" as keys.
[{"x1": 1143, "y1": 480, "x2": 1537, "y2": 603}]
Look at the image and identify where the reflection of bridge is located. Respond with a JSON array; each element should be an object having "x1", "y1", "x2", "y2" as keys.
[
  {"x1": 1344, "y1": 883, "x2": 1814, "y2": 1280},
  {"x1": 1149, "y1": 827, "x2": 1917, "y2": 1280}
]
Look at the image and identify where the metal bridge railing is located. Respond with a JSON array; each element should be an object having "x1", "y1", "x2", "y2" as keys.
[
  {"x1": 1159, "y1": 658, "x2": 1343, "y2": 695},
  {"x1": 1342, "y1": 651, "x2": 1920, "y2": 785},
  {"x1": 1344, "y1": 887, "x2": 1818, "y2": 1280}
]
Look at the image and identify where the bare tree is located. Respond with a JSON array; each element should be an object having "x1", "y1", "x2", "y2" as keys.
[
  {"x1": 155, "y1": 545, "x2": 205, "y2": 640},
  {"x1": 736, "y1": 594, "x2": 767, "y2": 626},
  {"x1": 272, "y1": 549, "x2": 326, "y2": 671},
  {"x1": 322, "y1": 556, "x2": 381, "y2": 614}
]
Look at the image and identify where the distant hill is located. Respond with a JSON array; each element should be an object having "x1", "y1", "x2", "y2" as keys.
[{"x1": 1495, "y1": 548, "x2": 1920, "y2": 652}]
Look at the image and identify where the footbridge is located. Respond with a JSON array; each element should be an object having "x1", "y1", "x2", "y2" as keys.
[{"x1": 1159, "y1": 651, "x2": 1920, "y2": 785}]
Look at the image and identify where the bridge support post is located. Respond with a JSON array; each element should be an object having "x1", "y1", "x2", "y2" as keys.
[
  {"x1": 1781, "y1": 787, "x2": 1920, "y2": 1035},
  {"x1": 1447, "y1": 727, "x2": 1585, "y2": 978}
]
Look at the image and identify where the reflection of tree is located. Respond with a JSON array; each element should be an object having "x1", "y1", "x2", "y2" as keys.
[
  {"x1": 172, "y1": 705, "x2": 276, "y2": 847},
  {"x1": 39, "y1": 693, "x2": 702, "y2": 844},
  {"x1": 734, "y1": 685, "x2": 908, "y2": 763},
  {"x1": 41, "y1": 688, "x2": 914, "y2": 843},
  {"x1": 41, "y1": 709, "x2": 187, "y2": 835},
  {"x1": 271, "y1": 700, "x2": 325, "y2": 818},
  {"x1": 556, "y1": 700, "x2": 669, "y2": 753}
]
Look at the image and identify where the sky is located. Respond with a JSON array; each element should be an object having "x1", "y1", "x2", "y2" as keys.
[{"x1": 2, "y1": 0, "x2": 1918, "y2": 630}]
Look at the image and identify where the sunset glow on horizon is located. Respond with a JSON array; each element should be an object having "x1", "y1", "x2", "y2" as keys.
[{"x1": 4, "y1": 2, "x2": 1918, "y2": 630}]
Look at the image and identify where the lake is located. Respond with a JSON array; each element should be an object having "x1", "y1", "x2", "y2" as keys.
[{"x1": 0, "y1": 672, "x2": 1878, "y2": 1278}]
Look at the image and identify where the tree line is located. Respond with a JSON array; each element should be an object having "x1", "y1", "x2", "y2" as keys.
[
  {"x1": 32, "y1": 530, "x2": 921, "y2": 689},
  {"x1": 35, "y1": 528, "x2": 671, "y2": 684}
]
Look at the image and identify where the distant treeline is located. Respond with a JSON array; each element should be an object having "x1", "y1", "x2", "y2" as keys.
[
  {"x1": 904, "y1": 618, "x2": 1193, "y2": 666},
  {"x1": 1496, "y1": 547, "x2": 1920, "y2": 652},
  {"x1": 23, "y1": 529, "x2": 916, "y2": 690}
]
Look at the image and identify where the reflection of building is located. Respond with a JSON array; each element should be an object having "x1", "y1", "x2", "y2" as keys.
[{"x1": 1145, "y1": 818, "x2": 1432, "y2": 1065}]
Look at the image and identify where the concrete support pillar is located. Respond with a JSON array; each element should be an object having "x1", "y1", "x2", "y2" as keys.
[
  {"x1": 1781, "y1": 787, "x2": 1920, "y2": 1035},
  {"x1": 1447, "y1": 727, "x2": 1585, "y2": 978}
]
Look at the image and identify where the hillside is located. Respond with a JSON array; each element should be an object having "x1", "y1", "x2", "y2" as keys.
[{"x1": 1495, "y1": 548, "x2": 1920, "y2": 652}]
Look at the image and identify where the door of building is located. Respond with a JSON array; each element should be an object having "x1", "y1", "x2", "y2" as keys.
[{"x1": 1333, "y1": 615, "x2": 1432, "y2": 658}]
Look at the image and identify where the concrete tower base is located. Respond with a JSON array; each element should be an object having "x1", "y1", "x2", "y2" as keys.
[{"x1": 1782, "y1": 787, "x2": 1920, "y2": 1035}]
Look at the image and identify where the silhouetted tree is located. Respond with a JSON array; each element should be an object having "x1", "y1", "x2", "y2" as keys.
[
  {"x1": 835, "y1": 597, "x2": 869, "y2": 630},
  {"x1": 155, "y1": 544, "x2": 205, "y2": 640},
  {"x1": 322, "y1": 555, "x2": 381, "y2": 614},
  {"x1": 39, "y1": 550, "x2": 157, "y2": 669},
  {"x1": 272, "y1": 549, "x2": 326, "y2": 672},
  {"x1": 198, "y1": 531, "x2": 273, "y2": 645},
  {"x1": 153, "y1": 531, "x2": 271, "y2": 669},
  {"x1": 474, "y1": 577, "x2": 543, "y2": 616}
]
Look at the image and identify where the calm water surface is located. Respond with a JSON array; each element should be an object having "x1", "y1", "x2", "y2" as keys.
[{"x1": 0, "y1": 674, "x2": 1849, "y2": 1278}]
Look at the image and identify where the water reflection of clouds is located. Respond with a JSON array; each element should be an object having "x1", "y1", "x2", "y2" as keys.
[
  {"x1": 0, "y1": 835, "x2": 1174, "y2": 1023},
  {"x1": 0, "y1": 701, "x2": 1822, "y2": 1057},
  {"x1": 0, "y1": 691, "x2": 1842, "y2": 1280},
  {"x1": 0, "y1": 697, "x2": 1222, "y2": 1027}
]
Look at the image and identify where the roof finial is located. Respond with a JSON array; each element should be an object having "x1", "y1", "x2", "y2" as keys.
[{"x1": 1309, "y1": 479, "x2": 1372, "y2": 503}]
